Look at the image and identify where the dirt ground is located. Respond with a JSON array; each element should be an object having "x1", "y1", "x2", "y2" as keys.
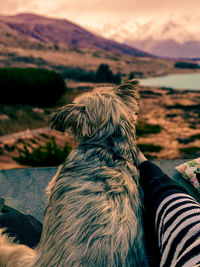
[
  {"x1": 0, "y1": 85, "x2": 200, "y2": 170},
  {"x1": 138, "y1": 87, "x2": 200, "y2": 159}
]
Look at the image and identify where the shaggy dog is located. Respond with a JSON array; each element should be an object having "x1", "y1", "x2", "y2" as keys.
[{"x1": 0, "y1": 81, "x2": 149, "y2": 266}]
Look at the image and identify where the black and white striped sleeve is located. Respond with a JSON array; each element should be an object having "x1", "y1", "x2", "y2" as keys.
[
  {"x1": 139, "y1": 161, "x2": 200, "y2": 267},
  {"x1": 156, "y1": 192, "x2": 200, "y2": 267}
]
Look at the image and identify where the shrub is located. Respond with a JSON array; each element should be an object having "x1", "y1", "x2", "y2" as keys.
[
  {"x1": 95, "y1": 64, "x2": 122, "y2": 84},
  {"x1": 13, "y1": 137, "x2": 71, "y2": 167},
  {"x1": 129, "y1": 72, "x2": 135, "y2": 79},
  {"x1": 166, "y1": 104, "x2": 200, "y2": 111},
  {"x1": 62, "y1": 64, "x2": 121, "y2": 84},
  {"x1": 4, "y1": 144, "x2": 15, "y2": 152},
  {"x1": 178, "y1": 134, "x2": 200, "y2": 144},
  {"x1": 95, "y1": 64, "x2": 114, "y2": 82},
  {"x1": 179, "y1": 146, "x2": 200, "y2": 157},
  {"x1": 137, "y1": 143, "x2": 163, "y2": 153},
  {"x1": 62, "y1": 67, "x2": 95, "y2": 82},
  {"x1": 142, "y1": 153, "x2": 157, "y2": 160},
  {"x1": 128, "y1": 72, "x2": 143, "y2": 79},
  {"x1": 136, "y1": 122, "x2": 162, "y2": 136},
  {"x1": 188, "y1": 134, "x2": 200, "y2": 141},
  {"x1": 174, "y1": 62, "x2": 200, "y2": 69},
  {"x1": 0, "y1": 68, "x2": 66, "y2": 106},
  {"x1": 113, "y1": 72, "x2": 122, "y2": 85},
  {"x1": 40, "y1": 133, "x2": 49, "y2": 139}
]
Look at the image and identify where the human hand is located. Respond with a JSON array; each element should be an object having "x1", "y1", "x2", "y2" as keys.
[{"x1": 138, "y1": 149, "x2": 147, "y2": 164}]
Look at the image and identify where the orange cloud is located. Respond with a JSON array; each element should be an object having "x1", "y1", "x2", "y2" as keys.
[{"x1": 1, "y1": 0, "x2": 200, "y2": 26}]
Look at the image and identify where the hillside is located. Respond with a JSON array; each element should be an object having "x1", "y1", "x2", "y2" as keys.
[
  {"x1": 0, "y1": 20, "x2": 50, "y2": 50},
  {"x1": 0, "y1": 13, "x2": 152, "y2": 57}
]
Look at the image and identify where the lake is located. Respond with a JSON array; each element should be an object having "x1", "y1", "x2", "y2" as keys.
[{"x1": 140, "y1": 73, "x2": 200, "y2": 90}]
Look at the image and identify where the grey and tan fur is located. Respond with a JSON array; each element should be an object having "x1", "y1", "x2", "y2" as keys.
[{"x1": 0, "y1": 81, "x2": 149, "y2": 266}]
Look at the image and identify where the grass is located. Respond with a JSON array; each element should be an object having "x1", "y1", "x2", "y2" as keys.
[
  {"x1": 13, "y1": 137, "x2": 71, "y2": 167},
  {"x1": 0, "y1": 105, "x2": 48, "y2": 136},
  {"x1": 136, "y1": 122, "x2": 162, "y2": 136}
]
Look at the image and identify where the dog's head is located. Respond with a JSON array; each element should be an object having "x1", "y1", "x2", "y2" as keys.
[{"x1": 50, "y1": 80, "x2": 140, "y2": 140}]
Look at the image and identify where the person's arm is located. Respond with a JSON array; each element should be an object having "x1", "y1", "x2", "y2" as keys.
[
  {"x1": 138, "y1": 152, "x2": 200, "y2": 267},
  {"x1": 138, "y1": 160, "x2": 187, "y2": 215}
]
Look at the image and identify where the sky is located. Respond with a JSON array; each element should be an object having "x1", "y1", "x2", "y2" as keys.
[{"x1": 1, "y1": 0, "x2": 200, "y2": 29}]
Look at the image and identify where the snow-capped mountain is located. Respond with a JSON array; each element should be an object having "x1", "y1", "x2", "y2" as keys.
[{"x1": 86, "y1": 16, "x2": 200, "y2": 58}]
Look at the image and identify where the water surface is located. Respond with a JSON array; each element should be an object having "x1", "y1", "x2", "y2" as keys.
[{"x1": 140, "y1": 73, "x2": 200, "y2": 90}]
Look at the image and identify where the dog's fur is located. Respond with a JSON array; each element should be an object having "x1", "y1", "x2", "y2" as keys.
[{"x1": 0, "y1": 81, "x2": 148, "y2": 266}]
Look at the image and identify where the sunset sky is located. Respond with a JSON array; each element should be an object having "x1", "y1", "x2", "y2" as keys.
[{"x1": 1, "y1": 0, "x2": 200, "y2": 29}]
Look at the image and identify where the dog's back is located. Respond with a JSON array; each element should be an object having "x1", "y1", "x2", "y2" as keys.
[{"x1": 35, "y1": 143, "x2": 147, "y2": 266}]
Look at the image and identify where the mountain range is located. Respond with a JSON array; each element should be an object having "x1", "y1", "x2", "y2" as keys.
[
  {"x1": 88, "y1": 17, "x2": 200, "y2": 58},
  {"x1": 126, "y1": 39, "x2": 200, "y2": 59},
  {"x1": 0, "y1": 13, "x2": 151, "y2": 58}
]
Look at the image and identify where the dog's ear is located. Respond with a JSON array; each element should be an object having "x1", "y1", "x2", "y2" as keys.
[
  {"x1": 116, "y1": 79, "x2": 140, "y2": 102},
  {"x1": 50, "y1": 104, "x2": 83, "y2": 133},
  {"x1": 116, "y1": 80, "x2": 140, "y2": 123},
  {"x1": 49, "y1": 103, "x2": 97, "y2": 138}
]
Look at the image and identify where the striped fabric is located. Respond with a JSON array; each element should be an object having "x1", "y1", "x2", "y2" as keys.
[{"x1": 155, "y1": 193, "x2": 200, "y2": 267}]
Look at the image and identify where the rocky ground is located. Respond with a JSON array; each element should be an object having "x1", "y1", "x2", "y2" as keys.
[
  {"x1": 0, "y1": 84, "x2": 199, "y2": 170},
  {"x1": 138, "y1": 86, "x2": 200, "y2": 159}
]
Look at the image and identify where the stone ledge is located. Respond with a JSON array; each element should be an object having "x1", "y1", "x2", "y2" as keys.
[{"x1": 0, "y1": 160, "x2": 199, "y2": 222}]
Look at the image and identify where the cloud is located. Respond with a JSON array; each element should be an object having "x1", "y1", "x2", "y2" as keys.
[
  {"x1": 0, "y1": 0, "x2": 38, "y2": 14},
  {"x1": 0, "y1": 0, "x2": 200, "y2": 27},
  {"x1": 49, "y1": 0, "x2": 200, "y2": 18}
]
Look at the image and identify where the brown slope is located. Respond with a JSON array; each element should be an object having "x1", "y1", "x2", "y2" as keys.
[
  {"x1": 0, "y1": 13, "x2": 153, "y2": 57},
  {"x1": 0, "y1": 20, "x2": 50, "y2": 50}
]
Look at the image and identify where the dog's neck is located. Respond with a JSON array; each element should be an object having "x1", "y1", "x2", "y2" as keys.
[{"x1": 79, "y1": 124, "x2": 138, "y2": 166}]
